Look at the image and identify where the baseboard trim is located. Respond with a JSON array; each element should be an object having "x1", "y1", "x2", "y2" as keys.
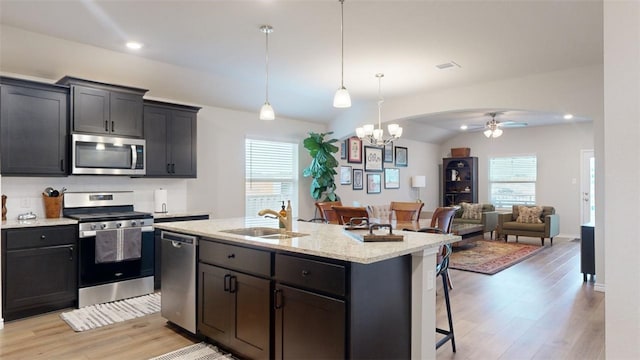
[{"x1": 594, "y1": 282, "x2": 605, "y2": 292}]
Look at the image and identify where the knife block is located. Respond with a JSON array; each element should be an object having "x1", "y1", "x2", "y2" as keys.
[{"x1": 43, "y1": 194, "x2": 63, "y2": 218}]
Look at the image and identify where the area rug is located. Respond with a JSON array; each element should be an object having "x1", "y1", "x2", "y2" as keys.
[
  {"x1": 449, "y1": 240, "x2": 546, "y2": 275},
  {"x1": 149, "y1": 342, "x2": 235, "y2": 360},
  {"x1": 60, "y1": 292, "x2": 161, "y2": 332}
]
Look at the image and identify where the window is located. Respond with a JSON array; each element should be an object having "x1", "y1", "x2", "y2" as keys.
[
  {"x1": 245, "y1": 138, "x2": 298, "y2": 217},
  {"x1": 489, "y1": 155, "x2": 537, "y2": 209}
]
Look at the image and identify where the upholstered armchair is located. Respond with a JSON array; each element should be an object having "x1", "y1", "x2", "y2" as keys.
[
  {"x1": 452, "y1": 203, "x2": 498, "y2": 239},
  {"x1": 497, "y1": 205, "x2": 560, "y2": 246}
]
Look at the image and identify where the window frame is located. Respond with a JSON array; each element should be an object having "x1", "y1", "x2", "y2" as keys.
[{"x1": 488, "y1": 154, "x2": 537, "y2": 210}]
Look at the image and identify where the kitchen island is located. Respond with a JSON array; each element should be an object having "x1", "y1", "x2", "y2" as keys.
[{"x1": 155, "y1": 217, "x2": 460, "y2": 359}]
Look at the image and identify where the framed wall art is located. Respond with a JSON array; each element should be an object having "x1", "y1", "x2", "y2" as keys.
[
  {"x1": 347, "y1": 136, "x2": 362, "y2": 163},
  {"x1": 352, "y1": 169, "x2": 363, "y2": 190},
  {"x1": 364, "y1": 146, "x2": 383, "y2": 172},
  {"x1": 340, "y1": 165, "x2": 352, "y2": 185},
  {"x1": 340, "y1": 139, "x2": 347, "y2": 159},
  {"x1": 384, "y1": 142, "x2": 393, "y2": 163},
  {"x1": 367, "y1": 173, "x2": 381, "y2": 194},
  {"x1": 395, "y1": 146, "x2": 408, "y2": 167},
  {"x1": 384, "y1": 168, "x2": 400, "y2": 189}
]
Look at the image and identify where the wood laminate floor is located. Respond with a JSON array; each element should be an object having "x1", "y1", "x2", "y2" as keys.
[{"x1": 0, "y1": 236, "x2": 604, "y2": 360}]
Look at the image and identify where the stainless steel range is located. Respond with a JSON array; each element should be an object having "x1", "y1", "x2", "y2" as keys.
[{"x1": 63, "y1": 191, "x2": 154, "y2": 308}]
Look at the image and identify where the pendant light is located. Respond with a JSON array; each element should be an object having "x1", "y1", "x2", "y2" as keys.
[
  {"x1": 259, "y1": 25, "x2": 275, "y2": 120},
  {"x1": 355, "y1": 73, "x2": 402, "y2": 145},
  {"x1": 333, "y1": 0, "x2": 351, "y2": 108}
]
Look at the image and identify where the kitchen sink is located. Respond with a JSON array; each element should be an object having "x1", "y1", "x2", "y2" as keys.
[{"x1": 220, "y1": 227, "x2": 308, "y2": 239}]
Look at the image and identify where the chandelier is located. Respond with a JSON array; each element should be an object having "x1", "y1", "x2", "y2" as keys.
[
  {"x1": 355, "y1": 73, "x2": 402, "y2": 146},
  {"x1": 483, "y1": 113, "x2": 503, "y2": 138},
  {"x1": 259, "y1": 25, "x2": 275, "y2": 120}
]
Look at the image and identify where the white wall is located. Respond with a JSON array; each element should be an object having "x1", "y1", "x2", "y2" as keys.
[
  {"x1": 187, "y1": 105, "x2": 325, "y2": 221},
  {"x1": 441, "y1": 122, "x2": 593, "y2": 238},
  {"x1": 334, "y1": 138, "x2": 441, "y2": 212},
  {"x1": 603, "y1": 1, "x2": 639, "y2": 358},
  {"x1": 1, "y1": 176, "x2": 188, "y2": 219}
]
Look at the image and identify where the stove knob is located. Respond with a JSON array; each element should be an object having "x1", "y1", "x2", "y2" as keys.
[
  {"x1": 91, "y1": 224, "x2": 97, "y2": 230},
  {"x1": 101, "y1": 224, "x2": 107, "y2": 229},
  {"x1": 117, "y1": 223, "x2": 122, "y2": 228},
  {"x1": 131, "y1": 221, "x2": 137, "y2": 226}
]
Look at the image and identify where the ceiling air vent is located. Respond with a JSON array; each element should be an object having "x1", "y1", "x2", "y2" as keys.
[{"x1": 435, "y1": 61, "x2": 461, "y2": 70}]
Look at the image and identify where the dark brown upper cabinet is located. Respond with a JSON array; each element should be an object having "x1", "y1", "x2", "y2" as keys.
[
  {"x1": 57, "y1": 76, "x2": 147, "y2": 138},
  {"x1": 0, "y1": 77, "x2": 69, "y2": 176}
]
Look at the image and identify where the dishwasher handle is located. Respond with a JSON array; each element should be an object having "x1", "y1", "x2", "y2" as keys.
[{"x1": 161, "y1": 231, "x2": 197, "y2": 246}]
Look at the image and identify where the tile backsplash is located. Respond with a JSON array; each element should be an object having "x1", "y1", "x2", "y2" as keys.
[{"x1": 1, "y1": 176, "x2": 188, "y2": 220}]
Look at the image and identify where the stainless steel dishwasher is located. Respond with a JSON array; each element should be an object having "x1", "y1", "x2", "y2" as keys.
[{"x1": 161, "y1": 231, "x2": 197, "y2": 334}]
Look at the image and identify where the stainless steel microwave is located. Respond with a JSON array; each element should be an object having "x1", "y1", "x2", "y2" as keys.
[{"x1": 71, "y1": 134, "x2": 146, "y2": 175}]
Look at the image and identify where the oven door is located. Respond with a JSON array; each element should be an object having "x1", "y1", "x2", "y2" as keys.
[
  {"x1": 71, "y1": 133, "x2": 145, "y2": 175},
  {"x1": 78, "y1": 226, "x2": 154, "y2": 288}
]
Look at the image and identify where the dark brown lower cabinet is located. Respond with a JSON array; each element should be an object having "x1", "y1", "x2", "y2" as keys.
[
  {"x1": 2, "y1": 226, "x2": 77, "y2": 321},
  {"x1": 198, "y1": 263, "x2": 271, "y2": 359},
  {"x1": 274, "y1": 284, "x2": 345, "y2": 359}
]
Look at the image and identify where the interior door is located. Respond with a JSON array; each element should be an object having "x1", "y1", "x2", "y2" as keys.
[{"x1": 580, "y1": 149, "x2": 595, "y2": 224}]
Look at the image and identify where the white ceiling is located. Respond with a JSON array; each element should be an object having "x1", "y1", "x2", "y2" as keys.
[{"x1": 0, "y1": 0, "x2": 602, "y2": 137}]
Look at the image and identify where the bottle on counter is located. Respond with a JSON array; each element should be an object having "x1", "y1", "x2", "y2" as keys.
[
  {"x1": 279, "y1": 201, "x2": 287, "y2": 228},
  {"x1": 286, "y1": 200, "x2": 292, "y2": 230}
]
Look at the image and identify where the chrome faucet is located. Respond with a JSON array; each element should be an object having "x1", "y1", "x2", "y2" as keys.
[{"x1": 258, "y1": 204, "x2": 292, "y2": 232}]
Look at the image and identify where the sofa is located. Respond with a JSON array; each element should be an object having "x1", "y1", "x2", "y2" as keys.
[
  {"x1": 497, "y1": 205, "x2": 560, "y2": 246},
  {"x1": 452, "y1": 203, "x2": 498, "y2": 239}
]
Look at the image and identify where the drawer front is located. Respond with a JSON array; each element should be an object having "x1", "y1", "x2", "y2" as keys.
[
  {"x1": 199, "y1": 239, "x2": 271, "y2": 277},
  {"x1": 6, "y1": 226, "x2": 76, "y2": 250},
  {"x1": 275, "y1": 254, "x2": 346, "y2": 297}
]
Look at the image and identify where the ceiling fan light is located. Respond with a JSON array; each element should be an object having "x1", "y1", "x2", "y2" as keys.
[
  {"x1": 333, "y1": 87, "x2": 352, "y2": 108},
  {"x1": 259, "y1": 102, "x2": 275, "y2": 120},
  {"x1": 484, "y1": 129, "x2": 492, "y2": 138},
  {"x1": 493, "y1": 128, "x2": 503, "y2": 137}
]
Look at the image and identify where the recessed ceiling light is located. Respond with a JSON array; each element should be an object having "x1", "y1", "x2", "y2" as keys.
[
  {"x1": 460, "y1": 125, "x2": 468, "y2": 130},
  {"x1": 126, "y1": 41, "x2": 143, "y2": 50},
  {"x1": 563, "y1": 114, "x2": 574, "y2": 120}
]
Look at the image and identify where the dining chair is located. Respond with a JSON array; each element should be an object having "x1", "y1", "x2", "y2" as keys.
[
  {"x1": 331, "y1": 206, "x2": 369, "y2": 226},
  {"x1": 389, "y1": 201, "x2": 424, "y2": 222},
  {"x1": 315, "y1": 201, "x2": 342, "y2": 224}
]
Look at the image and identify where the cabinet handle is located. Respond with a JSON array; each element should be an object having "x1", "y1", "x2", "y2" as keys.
[
  {"x1": 274, "y1": 289, "x2": 283, "y2": 309},
  {"x1": 111, "y1": 121, "x2": 115, "y2": 132},
  {"x1": 229, "y1": 276, "x2": 237, "y2": 293},
  {"x1": 40, "y1": 235, "x2": 46, "y2": 240},
  {"x1": 301, "y1": 270, "x2": 310, "y2": 277},
  {"x1": 105, "y1": 120, "x2": 109, "y2": 132},
  {"x1": 60, "y1": 159, "x2": 64, "y2": 171},
  {"x1": 69, "y1": 246, "x2": 74, "y2": 261},
  {"x1": 171, "y1": 164, "x2": 176, "y2": 174},
  {"x1": 227, "y1": 253, "x2": 235, "y2": 259},
  {"x1": 167, "y1": 164, "x2": 171, "y2": 174},
  {"x1": 224, "y1": 274, "x2": 231, "y2": 292}
]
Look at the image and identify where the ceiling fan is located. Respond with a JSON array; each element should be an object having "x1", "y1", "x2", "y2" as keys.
[{"x1": 466, "y1": 112, "x2": 528, "y2": 138}]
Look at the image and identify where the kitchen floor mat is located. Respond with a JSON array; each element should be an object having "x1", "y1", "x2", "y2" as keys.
[
  {"x1": 60, "y1": 292, "x2": 160, "y2": 332},
  {"x1": 149, "y1": 342, "x2": 236, "y2": 360}
]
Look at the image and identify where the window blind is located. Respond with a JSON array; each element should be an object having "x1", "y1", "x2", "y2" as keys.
[
  {"x1": 489, "y1": 155, "x2": 537, "y2": 208},
  {"x1": 245, "y1": 139, "x2": 298, "y2": 217}
]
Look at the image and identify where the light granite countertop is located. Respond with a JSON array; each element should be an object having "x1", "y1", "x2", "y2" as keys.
[
  {"x1": 154, "y1": 217, "x2": 460, "y2": 264},
  {"x1": 2, "y1": 217, "x2": 78, "y2": 229}
]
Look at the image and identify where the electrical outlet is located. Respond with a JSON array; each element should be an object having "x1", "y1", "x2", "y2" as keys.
[{"x1": 19, "y1": 198, "x2": 30, "y2": 208}]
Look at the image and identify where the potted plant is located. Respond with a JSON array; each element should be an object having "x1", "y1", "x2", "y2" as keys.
[{"x1": 303, "y1": 131, "x2": 340, "y2": 201}]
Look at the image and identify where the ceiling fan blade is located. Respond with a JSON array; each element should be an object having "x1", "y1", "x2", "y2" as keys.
[{"x1": 499, "y1": 121, "x2": 528, "y2": 128}]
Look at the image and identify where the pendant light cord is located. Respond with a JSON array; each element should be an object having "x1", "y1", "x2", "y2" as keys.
[
  {"x1": 340, "y1": 0, "x2": 345, "y2": 88},
  {"x1": 265, "y1": 27, "x2": 270, "y2": 102},
  {"x1": 377, "y1": 73, "x2": 384, "y2": 129}
]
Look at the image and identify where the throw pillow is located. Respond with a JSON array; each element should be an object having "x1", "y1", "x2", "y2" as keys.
[
  {"x1": 516, "y1": 206, "x2": 543, "y2": 224},
  {"x1": 461, "y1": 203, "x2": 482, "y2": 220}
]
